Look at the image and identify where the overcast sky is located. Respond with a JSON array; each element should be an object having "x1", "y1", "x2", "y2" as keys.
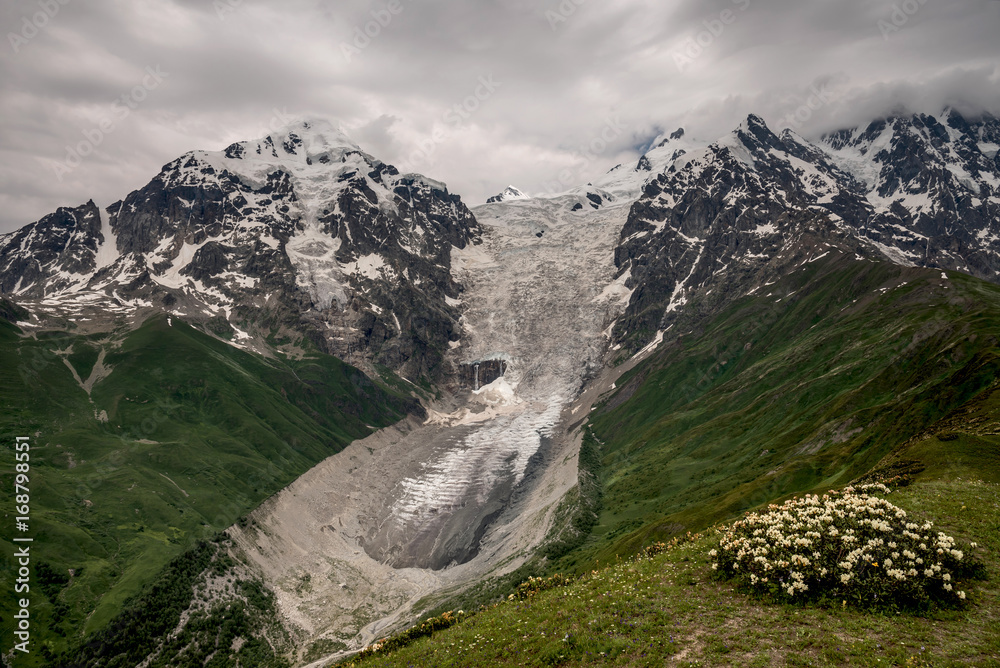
[{"x1": 1, "y1": 0, "x2": 999, "y2": 233}]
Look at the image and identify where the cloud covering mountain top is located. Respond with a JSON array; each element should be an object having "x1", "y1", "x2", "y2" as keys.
[{"x1": 1, "y1": 0, "x2": 999, "y2": 232}]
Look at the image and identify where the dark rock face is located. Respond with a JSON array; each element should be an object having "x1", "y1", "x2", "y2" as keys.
[
  {"x1": 181, "y1": 242, "x2": 229, "y2": 281},
  {"x1": 820, "y1": 111, "x2": 1000, "y2": 279},
  {"x1": 612, "y1": 111, "x2": 1000, "y2": 352},
  {"x1": 0, "y1": 200, "x2": 103, "y2": 297},
  {"x1": 458, "y1": 359, "x2": 508, "y2": 390},
  {"x1": 0, "y1": 297, "x2": 29, "y2": 323},
  {"x1": 4, "y1": 112, "x2": 999, "y2": 380},
  {"x1": 316, "y1": 170, "x2": 481, "y2": 379}
]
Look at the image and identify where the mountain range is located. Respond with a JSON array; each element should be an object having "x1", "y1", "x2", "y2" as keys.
[{"x1": 4, "y1": 111, "x2": 999, "y2": 367}]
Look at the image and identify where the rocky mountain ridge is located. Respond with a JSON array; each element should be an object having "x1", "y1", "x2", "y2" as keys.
[
  {"x1": 486, "y1": 185, "x2": 529, "y2": 203},
  {"x1": 5, "y1": 111, "x2": 998, "y2": 372},
  {"x1": 0, "y1": 119, "x2": 481, "y2": 380},
  {"x1": 607, "y1": 110, "x2": 1000, "y2": 352}
]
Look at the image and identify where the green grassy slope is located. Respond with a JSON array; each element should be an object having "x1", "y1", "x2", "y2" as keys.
[
  {"x1": 571, "y1": 252, "x2": 1000, "y2": 567},
  {"x1": 0, "y1": 314, "x2": 415, "y2": 663},
  {"x1": 343, "y1": 474, "x2": 1000, "y2": 667}
]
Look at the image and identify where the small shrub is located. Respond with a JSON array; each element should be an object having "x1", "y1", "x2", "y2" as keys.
[
  {"x1": 353, "y1": 610, "x2": 468, "y2": 660},
  {"x1": 641, "y1": 541, "x2": 668, "y2": 559},
  {"x1": 509, "y1": 574, "x2": 574, "y2": 601},
  {"x1": 711, "y1": 484, "x2": 983, "y2": 610}
]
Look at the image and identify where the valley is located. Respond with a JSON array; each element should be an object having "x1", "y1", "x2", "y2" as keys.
[
  {"x1": 2, "y1": 110, "x2": 1000, "y2": 666},
  {"x1": 221, "y1": 190, "x2": 641, "y2": 664}
]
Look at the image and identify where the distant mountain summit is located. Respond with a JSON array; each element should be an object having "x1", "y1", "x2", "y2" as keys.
[{"x1": 486, "y1": 185, "x2": 529, "y2": 203}]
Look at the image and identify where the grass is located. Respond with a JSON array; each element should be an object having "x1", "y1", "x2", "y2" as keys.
[
  {"x1": 0, "y1": 314, "x2": 415, "y2": 664},
  {"x1": 340, "y1": 475, "x2": 1000, "y2": 667},
  {"x1": 57, "y1": 535, "x2": 292, "y2": 668}
]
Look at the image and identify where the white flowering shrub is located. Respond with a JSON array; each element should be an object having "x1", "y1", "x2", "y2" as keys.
[{"x1": 711, "y1": 484, "x2": 982, "y2": 610}]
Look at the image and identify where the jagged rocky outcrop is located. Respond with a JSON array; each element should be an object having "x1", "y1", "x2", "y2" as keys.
[
  {"x1": 0, "y1": 120, "x2": 483, "y2": 380},
  {"x1": 0, "y1": 200, "x2": 104, "y2": 297},
  {"x1": 458, "y1": 358, "x2": 509, "y2": 390},
  {"x1": 3, "y1": 111, "x2": 999, "y2": 373},
  {"x1": 820, "y1": 110, "x2": 1000, "y2": 277}
]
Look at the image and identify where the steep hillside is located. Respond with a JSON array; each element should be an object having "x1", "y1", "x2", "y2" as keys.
[
  {"x1": 331, "y1": 255, "x2": 1000, "y2": 667},
  {"x1": 611, "y1": 111, "x2": 1000, "y2": 354},
  {"x1": 577, "y1": 251, "x2": 1000, "y2": 566},
  {"x1": 151, "y1": 191, "x2": 644, "y2": 666},
  {"x1": 0, "y1": 314, "x2": 414, "y2": 664},
  {"x1": 0, "y1": 120, "x2": 483, "y2": 662}
]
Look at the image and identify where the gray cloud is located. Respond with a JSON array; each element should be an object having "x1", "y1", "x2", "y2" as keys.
[{"x1": 1, "y1": 0, "x2": 998, "y2": 232}]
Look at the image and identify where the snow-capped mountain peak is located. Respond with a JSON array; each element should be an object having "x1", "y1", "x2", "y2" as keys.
[
  {"x1": 486, "y1": 185, "x2": 529, "y2": 203},
  {"x1": 226, "y1": 118, "x2": 358, "y2": 163},
  {"x1": 0, "y1": 118, "x2": 482, "y2": 379},
  {"x1": 581, "y1": 127, "x2": 712, "y2": 202},
  {"x1": 607, "y1": 109, "x2": 1000, "y2": 353},
  {"x1": 171, "y1": 118, "x2": 372, "y2": 193},
  {"x1": 4, "y1": 110, "x2": 1000, "y2": 373}
]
